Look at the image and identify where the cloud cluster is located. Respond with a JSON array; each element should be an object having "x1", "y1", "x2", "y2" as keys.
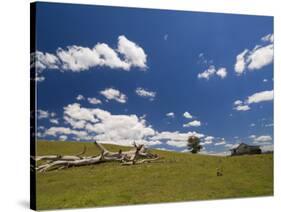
[
  {"x1": 234, "y1": 33, "x2": 273, "y2": 75},
  {"x1": 151, "y1": 131, "x2": 204, "y2": 142},
  {"x1": 87, "y1": 97, "x2": 102, "y2": 105},
  {"x1": 233, "y1": 89, "x2": 273, "y2": 112},
  {"x1": 37, "y1": 109, "x2": 58, "y2": 124},
  {"x1": 198, "y1": 66, "x2": 227, "y2": 80},
  {"x1": 135, "y1": 87, "x2": 156, "y2": 100},
  {"x1": 58, "y1": 103, "x2": 156, "y2": 145},
  {"x1": 183, "y1": 120, "x2": 201, "y2": 128},
  {"x1": 214, "y1": 139, "x2": 226, "y2": 146},
  {"x1": 251, "y1": 135, "x2": 272, "y2": 143},
  {"x1": 32, "y1": 35, "x2": 147, "y2": 81},
  {"x1": 100, "y1": 88, "x2": 127, "y2": 103}
]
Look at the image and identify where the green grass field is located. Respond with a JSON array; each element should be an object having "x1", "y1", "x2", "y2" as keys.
[{"x1": 36, "y1": 141, "x2": 273, "y2": 210}]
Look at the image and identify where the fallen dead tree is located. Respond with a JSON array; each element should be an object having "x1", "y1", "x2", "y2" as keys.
[{"x1": 33, "y1": 142, "x2": 160, "y2": 172}]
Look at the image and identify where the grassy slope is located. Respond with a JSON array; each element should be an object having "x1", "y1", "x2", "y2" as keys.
[{"x1": 36, "y1": 141, "x2": 273, "y2": 210}]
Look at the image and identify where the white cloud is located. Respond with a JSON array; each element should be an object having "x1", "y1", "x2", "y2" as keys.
[
  {"x1": 37, "y1": 109, "x2": 56, "y2": 119},
  {"x1": 183, "y1": 120, "x2": 201, "y2": 127},
  {"x1": 37, "y1": 109, "x2": 49, "y2": 119},
  {"x1": 234, "y1": 100, "x2": 243, "y2": 105},
  {"x1": 166, "y1": 140, "x2": 187, "y2": 148},
  {"x1": 155, "y1": 147, "x2": 173, "y2": 152},
  {"x1": 166, "y1": 112, "x2": 175, "y2": 118},
  {"x1": 214, "y1": 139, "x2": 226, "y2": 146},
  {"x1": 198, "y1": 66, "x2": 227, "y2": 80},
  {"x1": 249, "y1": 135, "x2": 256, "y2": 139},
  {"x1": 45, "y1": 127, "x2": 89, "y2": 139},
  {"x1": 253, "y1": 135, "x2": 272, "y2": 143},
  {"x1": 117, "y1": 35, "x2": 147, "y2": 69},
  {"x1": 198, "y1": 66, "x2": 216, "y2": 80},
  {"x1": 76, "y1": 94, "x2": 85, "y2": 101},
  {"x1": 100, "y1": 88, "x2": 127, "y2": 103},
  {"x1": 216, "y1": 67, "x2": 227, "y2": 78},
  {"x1": 151, "y1": 131, "x2": 204, "y2": 141},
  {"x1": 50, "y1": 119, "x2": 59, "y2": 125},
  {"x1": 164, "y1": 34, "x2": 168, "y2": 41},
  {"x1": 32, "y1": 51, "x2": 60, "y2": 71},
  {"x1": 247, "y1": 44, "x2": 273, "y2": 70},
  {"x1": 233, "y1": 89, "x2": 273, "y2": 112},
  {"x1": 88, "y1": 97, "x2": 102, "y2": 105},
  {"x1": 57, "y1": 43, "x2": 130, "y2": 71},
  {"x1": 135, "y1": 87, "x2": 156, "y2": 100},
  {"x1": 225, "y1": 143, "x2": 236, "y2": 148},
  {"x1": 234, "y1": 105, "x2": 251, "y2": 111},
  {"x1": 261, "y1": 33, "x2": 274, "y2": 43},
  {"x1": 234, "y1": 34, "x2": 274, "y2": 74},
  {"x1": 183, "y1": 111, "x2": 193, "y2": 119},
  {"x1": 59, "y1": 135, "x2": 68, "y2": 141},
  {"x1": 234, "y1": 49, "x2": 248, "y2": 74},
  {"x1": 32, "y1": 36, "x2": 147, "y2": 80},
  {"x1": 62, "y1": 103, "x2": 156, "y2": 146},
  {"x1": 263, "y1": 79, "x2": 268, "y2": 82},
  {"x1": 204, "y1": 136, "x2": 214, "y2": 143},
  {"x1": 247, "y1": 90, "x2": 273, "y2": 104}
]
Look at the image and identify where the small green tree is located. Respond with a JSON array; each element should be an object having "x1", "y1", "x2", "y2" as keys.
[{"x1": 187, "y1": 136, "x2": 202, "y2": 154}]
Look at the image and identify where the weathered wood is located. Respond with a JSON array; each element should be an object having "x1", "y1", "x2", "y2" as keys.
[{"x1": 33, "y1": 141, "x2": 160, "y2": 172}]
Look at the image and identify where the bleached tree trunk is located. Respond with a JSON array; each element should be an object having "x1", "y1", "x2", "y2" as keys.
[{"x1": 34, "y1": 141, "x2": 160, "y2": 172}]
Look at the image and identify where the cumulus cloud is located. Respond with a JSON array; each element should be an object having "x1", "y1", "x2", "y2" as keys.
[
  {"x1": 31, "y1": 51, "x2": 60, "y2": 71},
  {"x1": 117, "y1": 35, "x2": 147, "y2": 69},
  {"x1": 32, "y1": 36, "x2": 148, "y2": 81},
  {"x1": 50, "y1": 118, "x2": 59, "y2": 125},
  {"x1": 135, "y1": 87, "x2": 156, "y2": 100},
  {"x1": 76, "y1": 94, "x2": 85, "y2": 101},
  {"x1": 37, "y1": 109, "x2": 56, "y2": 119},
  {"x1": 234, "y1": 105, "x2": 251, "y2": 111},
  {"x1": 234, "y1": 33, "x2": 274, "y2": 75},
  {"x1": 203, "y1": 136, "x2": 214, "y2": 144},
  {"x1": 261, "y1": 34, "x2": 274, "y2": 43},
  {"x1": 216, "y1": 68, "x2": 227, "y2": 79},
  {"x1": 198, "y1": 66, "x2": 216, "y2": 80},
  {"x1": 247, "y1": 90, "x2": 273, "y2": 104},
  {"x1": 253, "y1": 135, "x2": 272, "y2": 143},
  {"x1": 151, "y1": 131, "x2": 204, "y2": 141},
  {"x1": 234, "y1": 49, "x2": 248, "y2": 74},
  {"x1": 247, "y1": 44, "x2": 273, "y2": 70},
  {"x1": 88, "y1": 97, "x2": 102, "y2": 105},
  {"x1": 45, "y1": 127, "x2": 89, "y2": 139},
  {"x1": 234, "y1": 100, "x2": 243, "y2": 106},
  {"x1": 214, "y1": 139, "x2": 226, "y2": 146},
  {"x1": 61, "y1": 103, "x2": 156, "y2": 145},
  {"x1": 183, "y1": 120, "x2": 201, "y2": 127},
  {"x1": 100, "y1": 88, "x2": 127, "y2": 103},
  {"x1": 198, "y1": 66, "x2": 227, "y2": 80},
  {"x1": 233, "y1": 89, "x2": 273, "y2": 112},
  {"x1": 166, "y1": 112, "x2": 175, "y2": 118},
  {"x1": 183, "y1": 111, "x2": 193, "y2": 119},
  {"x1": 59, "y1": 135, "x2": 68, "y2": 141},
  {"x1": 166, "y1": 140, "x2": 187, "y2": 148}
]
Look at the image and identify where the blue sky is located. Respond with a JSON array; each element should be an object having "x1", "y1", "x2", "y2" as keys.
[{"x1": 34, "y1": 2, "x2": 273, "y2": 155}]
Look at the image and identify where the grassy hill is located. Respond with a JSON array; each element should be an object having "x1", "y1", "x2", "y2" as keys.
[{"x1": 35, "y1": 141, "x2": 273, "y2": 210}]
